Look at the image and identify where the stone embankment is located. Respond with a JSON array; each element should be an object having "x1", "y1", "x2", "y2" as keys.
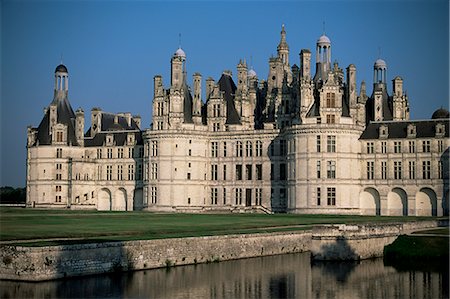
[{"x1": 1, "y1": 219, "x2": 447, "y2": 281}]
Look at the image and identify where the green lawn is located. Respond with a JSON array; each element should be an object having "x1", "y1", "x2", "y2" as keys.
[{"x1": 0, "y1": 207, "x2": 446, "y2": 246}]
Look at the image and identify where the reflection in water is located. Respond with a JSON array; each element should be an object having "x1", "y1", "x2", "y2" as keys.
[{"x1": 1, "y1": 252, "x2": 448, "y2": 299}]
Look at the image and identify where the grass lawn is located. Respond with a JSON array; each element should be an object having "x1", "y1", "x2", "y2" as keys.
[{"x1": 0, "y1": 207, "x2": 447, "y2": 246}]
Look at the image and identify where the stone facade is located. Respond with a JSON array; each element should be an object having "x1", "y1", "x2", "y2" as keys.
[{"x1": 26, "y1": 25, "x2": 449, "y2": 215}]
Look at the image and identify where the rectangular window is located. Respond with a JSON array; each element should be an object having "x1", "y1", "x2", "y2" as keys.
[
  {"x1": 211, "y1": 141, "x2": 218, "y2": 157},
  {"x1": 246, "y1": 164, "x2": 252, "y2": 180},
  {"x1": 256, "y1": 164, "x2": 262, "y2": 180},
  {"x1": 422, "y1": 140, "x2": 431, "y2": 153},
  {"x1": 280, "y1": 163, "x2": 286, "y2": 180},
  {"x1": 236, "y1": 164, "x2": 242, "y2": 180},
  {"x1": 187, "y1": 172, "x2": 191, "y2": 180},
  {"x1": 128, "y1": 164, "x2": 134, "y2": 180},
  {"x1": 56, "y1": 173, "x2": 62, "y2": 180},
  {"x1": 327, "y1": 136, "x2": 336, "y2": 152},
  {"x1": 326, "y1": 114, "x2": 335, "y2": 124},
  {"x1": 128, "y1": 148, "x2": 134, "y2": 158},
  {"x1": 56, "y1": 163, "x2": 62, "y2": 170},
  {"x1": 317, "y1": 161, "x2": 321, "y2": 179},
  {"x1": 223, "y1": 142, "x2": 227, "y2": 157},
  {"x1": 211, "y1": 164, "x2": 218, "y2": 180},
  {"x1": 56, "y1": 148, "x2": 62, "y2": 158},
  {"x1": 246, "y1": 141, "x2": 253, "y2": 157},
  {"x1": 56, "y1": 131, "x2": 63, "y2": 142},
  {"x1": 316, "y1": 135, "x2": 321, "y2": 152},
  {"x1": 188, "y1": 149, "x2": 192, "y2": 156},
  {"x1": 151, "y1": 140, "x2": 158, "y2": 156},
  {"x1": 223, "y1": 188, "x2": 227, "y2": 205},
  {"x1": 117, "y1": 148, "x2": 124, "y2": 158},
  {"x1": 409, "y1": 161, "x2": 416, "y2": 179},
  {"x1": 151, "y1": 163, "x2": 158, "y2": 180},
  {"x1": 211, "y1": 188, "x2": 218, "y2": 205},
  {"x1": 213, "y1": 123, "x2": 220, "y2": 132},
  {"x1": 117, "y1": 165, "x2": 123, "y2": 180},
  {"x1": 235, "y1": 188, "x2": 242, "y2": 205},
  {"x1": 317, "y1": 187, "x2": 321, "y2": 206},
  {"x1": 55, "y1": 185, "x2": 62, "y2": 192},
  {"x1": 327, "y1": 161, "x2": 336, "y2": 179},
  {"x1": 223, "y1": 165, "x2": 227, "y2": 180},
  {"x1": 327, "y1": 187, "x2": 336, "y2": 206},
  {"x1": 381, "y1": 141, "x2": 387, "y2": 154},
  {"x1": 106, "y1": 165, "x2": 113, "y2": 181},
  {"x1": 255, "y1": 188, "x2": 262, "y2": 205},
  {"x1": 107, "y1": 148, "x2": 113, "y2": 159},
  {"x1": 236, "y1": 141, "x2": 243, "y2": 157},
  {"x1": 256, "y1": 140, "x2": 263, "y2": 156},
  {"x1": 409, "y1": 141, "x2": 415, "y2": 153},
  {"x1": 150, "y1": 186, "x2": 157, "y2": 204},
  {"x1": 55, "y1": 195, "x2": 62, "y2": 202},
  {"x1": 394, "y1": 141, "x2": 402, "y2": 153},
  {"x1": 367, "y1": 161, "x2": 374, "y2": 180},
  {"x1": 97, "y1": 148, "x2": 102, "y2": 159},
  {"x1": 422, "y1": 161, "x2": 431, "y2": 179},
  {"x1": 381, "y1": 161, "x2": 387, "y2": 180},
  {"x1": 438, "y1": 161, "x2": 443, "y2": 179},
  {"x1": 438, "y1": 140, "x2": 444, "y2": 152},
  {"x1": 367, "y1": 142, "x2": 374, "y2": 154},
  {"x1": 394, "y1": 161, "x2": 402, "y2": 179}
]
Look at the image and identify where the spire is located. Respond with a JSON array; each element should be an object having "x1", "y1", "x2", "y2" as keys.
[{"x1": 278, "y1": 24, "x2": 288, "y2": 50}]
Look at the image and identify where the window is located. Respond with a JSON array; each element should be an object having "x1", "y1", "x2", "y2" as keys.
[
  {"x1": 246, "y1": 141, "x2": 253, "y2": 157},
  {"x1": 56, "y1": 131, "x2": 63, "y2": 142},
  {"x1": 157, "y1": 102, "x2": 164, "y2": 116},
  {"x1": 117, "y1": 165, "x2": 123, "y2": 180},
  {"x1": 56, "y1": 148, "x2": 62, "y2": 158},
  {"x1": 381, "y1": 141, "x2": 387, "y2": 154},
  {"x1": 280, "y1": 163, "x2": 286, "y2": 180},
  {"x1": 56, "y1": 163, "x2": 62, "y2": 170},
  {"x1": 256, "y1": 141, "x2": 263, "y2": 156},
  {"x1": 316, "y1": 136, "x2": 321, "y2": 152},
  {"x1": 213, "y1": 123, "x2": 220, "y2": 131},
  {"x1": 188, "y1": 149, "x2": 192, "y2": 156},
  {"x1": 409, "y1": 161, "x2": 415, "y2": 179},
  {"x1": 211, "y1": 164, "x2": 218, "y2": 180},
  {"x1": 317, "y1": 187, "x2": 321, "y2": 205},
  {"x1": 151, "y1": 141, "x2": 158, "y2": 156},
  {"x1": 327, "y1": 136, "x2": 336, "y2": 152},
  {"x1": 327, "y1": 161, "x2": 336, "y2": 179},
  {"x1": 55, "y1": 195, "x2": 62, "y2": 202},
  {"x1": 97, "y1": 149, "x2": 102, "y2": 159},
  {"x1": 107, "y1": 165, "x2": 113, "y2": 181},
  {"x1": 438, "y1": 161, "x2": 443, "y2": 179},
  {"x1": 223, "y1": 188, "x2": 227, "y2": 205},
  {"x1": 236, "y1": 141, "x2": 243, "y2": 157},
  {"x1": 107, "y1": 148, "x2": 113, "y2": 159},
  {"x1": 422, "y1": 161, "x2": 431, "y2": 179},
  {"x1": 326, "y1": 93, "x2": 336, "y2": 108},
  {"x1": 246, "y1": 164, "x2": 252, "y2": 180},
  {"x1": 422, "y1": 140, "x2": 431, "y2": 153},
  {"x1": 150, "y1": 186, "x2": 157, "y2": 204},
  {"x1": 256, "y1": 164, "x2": 262, "y2": 180},
  {"x1": 409, "y1": 141, "x2": 415, "y2": 153},
  {"x1": 187, "y1": 172, "x2": 191, "y2": 180},
  {"x1": 223, "y1": 142, "x2": 227, "y2": 157},
  {"x1": 118, "y1": 148, "x2": 124, "y2": 158},
  {"x1": 326, "y1": 114, "x2": 335, "y2": 124},
  {"x1": 127, "y1": 148, "x2": 133, "y2": 158},
  {"x1": 394, "y1": 161, "x2": 402, "y2": 179},
  {"x1": 128, "y1": 164, "x2": 134, "y2": 180},
  {"x1": 151, "y1": 163, "x2": 158, "y2": 180},
  {"x1": 211, "y1": 141, "x2": 218, "y2": 157},
  {"x1": 211, "y1": 188, "x2": 218, "y2": 205},
  {"x1": 213, "y1": 104, "x2": 221, "y2": 117},
  {"x1": 438, "y1": 140, "x2": 444, "y2": 152},
  {"x1": 381, "y1": 161, "x2": 387, "y2": 180},
  {"x1": 56, "y1": 173, "x2": 62, "y2": 180},
  {"x1": 316, "y1": 161, "x2": 321, "y2": 178},
  {"x1": 235, "y1": 188, "x2": 243, "y2": 205},
  {"x1": 236, "y1": 164, "x2": 242, "y2": 180},
  {"x1": 367, "y1": 142, "x2": 374, "y2": 154},
  {"x1": 255, "y1": 188, "x2": 262, "y2": 205},
  {"x1": 394, "y1": 141, "x2": 401, "y2": 153},
  {"x1": 55, "y1": 185, "x2": 62, "y2": 192},
  {"x1": 223, "y1": 165, "x2": 227, "y2": 180},
  {"x1": 327, "y1": 187, "x2": 336, "y2": 205},
  {"x1": 367, "y1": 161, "x2": 374, "y2": 180}
]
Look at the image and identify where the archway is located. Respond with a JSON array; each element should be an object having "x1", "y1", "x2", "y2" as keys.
[
  {"x1": 98, "y1": 188, "x2": 112, "y2": 211},
  {"x1": 113, "y1": 188, "x2": 127, "y2": 211},
  {"x1": 360, "y1": 187, "x2": 381, "y2": 216},
  {"x1": 415, "y1": 188, "x2": 437, "y2": 216},
  {"x1": 387, "y1": 188, "x2": 408, "y2": 216},
  {"x1": 133, "y1": 188, "x2": 143, "y2": 210}
]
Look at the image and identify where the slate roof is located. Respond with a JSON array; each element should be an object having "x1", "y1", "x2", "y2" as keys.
[
  {"x1": 360, "y1": 119, "x2": 450, "y2": 140},
  {"x1": 183, "y1": 85, "x2": 193, "y2": 123},
  {"x1": 84, "y1": 131, "x2": 143, "y2": 147},
  {"x1": 218, "y1": 73, "x2": 241, "y2": 125},
  {"x1": 366, "y1": 84, "x2": 393, "y2": 123},
  {"x1": 35, "y1": 92, "x2": 78, "y2": 146}
]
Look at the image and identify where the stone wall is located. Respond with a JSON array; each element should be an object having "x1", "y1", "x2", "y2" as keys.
[
  {"x1": 0, "y1": 231, "x2": 311, "y2": 281},
  {"x1": 311, "y1": 220, "x2": 447, "y2": 260}
]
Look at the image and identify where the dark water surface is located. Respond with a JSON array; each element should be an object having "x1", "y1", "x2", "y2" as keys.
[{"x1": 1, "y1": 252, "x2": 448, "y2": 298}]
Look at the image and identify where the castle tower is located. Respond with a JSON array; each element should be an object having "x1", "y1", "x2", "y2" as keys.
[
  {"x1": 346, "y1": 64, "x2": 357, "y2": 116},
  {"x1": 193, "y1": 73, "x2": 203, "y2": 125},
  {"x1": 373, "y1": 58, "x2": 387, "y2": 121},
  {"x1": 373, "y1": 58, "x2": 387, "y2": 84},
  {"x1": 314, "y1": 34, "x2": 331, "y2": 83},
  {"x1": 169, "y1": 47, "x2": 186, "y2": 127},
  {"x1": 392, "y1": 76, "x2": 409, "y2": 120},
  {"x1": 277, "y1": 24, "x2": 289, "y2": 66},
  {"x1": 171, "y1": 48, "x2": 186, "y2": 90}
]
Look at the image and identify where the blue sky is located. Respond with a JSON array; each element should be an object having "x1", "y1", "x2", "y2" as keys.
[{"x1": 1, "y1": 0, "x2": 449, "y2": 187}]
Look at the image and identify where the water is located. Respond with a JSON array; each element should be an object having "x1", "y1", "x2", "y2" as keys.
[{"x1": 1, "y1": 252, "x2": 448, "y2": 298}]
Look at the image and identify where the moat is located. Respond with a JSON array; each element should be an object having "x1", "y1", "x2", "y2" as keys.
[{"x1": 1, "y1": 252, "x2": 447, "y2": 298}]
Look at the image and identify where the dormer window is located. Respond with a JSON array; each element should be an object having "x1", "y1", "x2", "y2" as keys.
[
  {"x1": 106, "y1": 134, "x2": 114, "y2": 146},
  {"x1": 379, "y1": 125, "x2": 388, "y2": 139},
  {"x1": 407, "y1": 124, "x2": 416, "y2": 138},
  {"x1": 436, "y1": 123, "x2": 445, "y2": 137}
]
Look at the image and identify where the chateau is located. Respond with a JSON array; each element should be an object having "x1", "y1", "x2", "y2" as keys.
[{"x1": 26, "y1": 26, "x2": 449, "y2": 216}]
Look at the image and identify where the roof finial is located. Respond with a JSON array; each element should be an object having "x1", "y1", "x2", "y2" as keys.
[
  {"x1": 60, "y1": 52, "x2": 63, "y2": 65},
  {"x1": 378, "y1": 46, "x2": 382, "y2": 59},
  {"x1": 322, "y1": 21, "x2": 325, "y2": 35},
  {"x1": 178, "y1": 33, "x2": 182, "y2": 49}
]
